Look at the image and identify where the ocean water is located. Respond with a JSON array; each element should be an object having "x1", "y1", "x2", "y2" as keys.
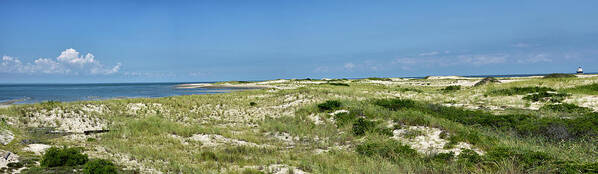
[{"x1": 0, "y1": 82, "x2": 230, "y2": 104}]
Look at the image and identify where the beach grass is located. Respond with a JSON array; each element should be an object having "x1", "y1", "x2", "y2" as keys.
[{"x1": 0, "y1": 75, "x2": 597, "y2": 173}]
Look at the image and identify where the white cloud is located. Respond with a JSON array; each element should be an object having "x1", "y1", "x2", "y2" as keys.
[
  {"x1": 0, "y1": 48, "x2": 121, "y2": 75},
  {"x1": 517, "y1": 54, "x2": 552, "y2": 64},
  {"x1": 418, "y1": 51, "x2": 439, "y2": 56},
  {"x1": 458, "y1": 54, "x2": 507, "y2": 65},
  {"x1": 344, "y1": 62, "x2": 355, "y2": 69}
]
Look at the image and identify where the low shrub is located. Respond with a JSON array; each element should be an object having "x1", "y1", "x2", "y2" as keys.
[
  {"x1": 324, "y1": 83, "x2": 350, "y2": 87},
  {"x1": 82, "y1": 159, "x2": 118, "y2": 174},
  {"x1": 484, "y1": 147, "x2": 553, "y2": 170},
  {"x1": 41, "y1": 146, "x2": 88, "y2": 167},
  {"x1": 523, "y1": 92, "x2": 570, "y2": 102},
  {"x1": 540, "y1": 103, "x2": 593, "y2": 113},
  {"x1": 317, "y1": 100, "x2": 342, "y2": 111},
  {"x1": 543, "y1": 73, "x2": 576, "y2": 78},
  {"x1": 397, "y1": 88, "x2": 423, "y2": 93},
  {"x1": 356, "y1": 139, "x2": 418, "y2": 161},
  {"x1": 366, "y1": 77, "x2": 392, "y2": 81},
  {"x1": 352, "y1": 118, "x2": 376, "y2": 136},
  {"x1": 457, "y1": 149, "x2": 482, "y2": 164},
  {"x1": 334, "y1": 112, "x2": 356, "y2": 127},
  {"x1": 430, "y1": 152, "x2": 455, "y2": 162},
  {"x1": 249, "y1": 102, "x2": 257, "y2": 106},
  {"x1": 441, "y1": 85, "x2": 461, "y2": 92},
  {"x1": 474, "y1": 77, "x2": 500, "y2": 86},
  {"x1": 488, "y1": 86, "x2": 555, "y2": 96},
  {"x1": 373, "y1": 98, "x2": 417, "y2": 111},
  {"x1": 565, "y1": 83, "x2": 598, "y2": 95}
]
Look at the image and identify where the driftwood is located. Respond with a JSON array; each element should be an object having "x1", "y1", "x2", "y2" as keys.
[{"x1": 83, "y1": 130, "x2": 110, "y2": 135}]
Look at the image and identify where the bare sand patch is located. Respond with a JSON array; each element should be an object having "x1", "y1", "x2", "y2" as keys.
[{"x1": 392, "y1": 126, "x2": 484, "y2": 156}]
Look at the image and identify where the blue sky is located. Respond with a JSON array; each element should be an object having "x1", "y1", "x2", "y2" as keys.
[{"x1": 1, "y1": 0, "x2": 597, "y2": 83}]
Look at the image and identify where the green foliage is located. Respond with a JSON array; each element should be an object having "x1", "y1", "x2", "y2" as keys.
[
  {"x1": 352, "y1": 118, "x2": 376, "y2": 136},
  {"x1": 402, "y1": 129, "x2": 424, "y2": 139},
  {"x1": 565, "y1": 83, "x2": 598, "y2": 95},
  {"x1": 39, "y1": 100, "x2": 61, "y2": 110},
  {"x1": 488, "y1": 86, "x2": 555, "y2": 96},
  {"x1": 543, "y1": 73, "x2": 576, "y2": 78},
  {"x1": 324, "y1": 83, "x2": 350, "y2": 87},
  {"x1": 540, "y1": 103, "x2": 593, "y2": 113},
  {"x1": 317, "y1": 100, "x2": 342, "y2": 111},
  {"x1": 356, "y1": 139, "x2": 418, "y2": 161},
  {"x1": 430, "y1": 152, "x2": 455, "y2": 162},
  {"x1": 522, "y1": 92, "x2": 570, "y2": 102},
  {"x1": 366, "y1": 77, "x2": 392, "y2": 81},
  {"x1": 441, "y1": 85, "x2": 461, "y2": 92},
  {"x1": 333, "y1": 112, "x2": 356, "y2": 127},
  {"x1": 484, "y1": 147, "x2": 553, "y2": 170},
  {"x1": 553, "y1": 161, "x2": 598, "y2": 173},
  {"x1": 373, "y1": 98, "x2": 416, "y2": 111},
  {"x1": 457, "y1": 149, "x2": 482, "y2": 164},
  {"x1": 82, "y1": 159, "x2": 118, "y2": 174},
  {"x1": 396, "y1": 88, "x2": 423, "y2": 93},
  {"x1": 249, "y1": 102, "x2": 257, "y2": 106},
  {"x1": 474, "y1": 77, "x2": 500, "y2": 86},
  {"x1": 41, "y1": 146, "x2": 88, "y2": 167}
]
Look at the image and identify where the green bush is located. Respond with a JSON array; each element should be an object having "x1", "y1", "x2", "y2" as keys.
[
  {"x1": 366, "y1": 77, "x2": 392, "y2": 81},
  {"x1": 565, "y1": 83, "x2": 598, "y2": 95},
  {"x1": 356, "y1": 139, "x2": 418, "y2": 161},
  {"x1": 333, "y1": 112, "x2": 356, "y2": 127},
  {"x1": 441, "y1": 85, "x2": 461, "y2": 92},
  {"x1": 430, "y1": 152, "x2": 455, "y2": 162},
  {"x1": 41, "y1": 146, "x2": 88, "y2": 167},
  {"x1": 523, "y1": 92, "x2": 570, "y2": 102},
  {"x1": 457, "y1": 149, "x2": 482, "y2": 164},
  {"x1": 488, "y1": 86, "x2": 555, "y2": 96},
  {"x1": 324, "y1": 83, "x2": 350, "y2": 87},
  {"x1": 82, "y1": 159, "x2": 118, "y2": 174},
  {"x1": 474, "y1": 77, "x2": 500, "y2": 86},
  {"x1": 397, "y1": 88, "x2": 423, "y2": 93},
  {"x1": 553, "y1": 161, "x2": 598, "y2": 173},
  {"x1": 484, "y1": 147, "x2": 553, "y2": 170},
  {"x1": 317, "y1": 100, "x2": 342, "y2": 111},
  {"x1": 543, "y1": 73, "x2": 576, "y2": 78},
  {"x1": 373, "y1": 98, "x2": 417, "y2": 111},
  {"x1": 352, "y1": 118, "x2": 376, "y2": 136},
  {"x1": 540, "y1": 103, "x2": 593, "y2": 113}
]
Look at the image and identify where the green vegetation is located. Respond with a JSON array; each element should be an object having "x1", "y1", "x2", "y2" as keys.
[
  {"x1": 41, "y1": 146, "x2": 88, "y2": 167},
  {"x1": 474, "y1": 77, "x2": 500, "y2": 86},
  {"x1": 540, "y1": 103, "x2": 593, "y2": 113},
  {"x1": 1, "y1": 75, "x2": 598, "y2": 173},
  {"x1": 366, "y1": 77, "x2": 392, "y2": 81},
  {"x1": 565, "y1": 83, "x2": 598, "y2": 95},
  {"x1": 317, "y1": 100, "x2": 342, "y2": 111},
  {"x1": 523, "y1": 92, "x2": 570, "y2": 102},
  {"x1": 83, "y1": 159, "x2": 118, "y2": 174},
  {"x1": 324, "y1": 82, "x2": 350, "y2": 87},
  {"x1": 488, "y1": 86, "x2": 555, "y2": 96},
  {"x1": 543, "y1": 73, "x2": 576, "y2": 78},
  {"x1": 441, "y1": 85, "x2": 461, "y2": 92}
]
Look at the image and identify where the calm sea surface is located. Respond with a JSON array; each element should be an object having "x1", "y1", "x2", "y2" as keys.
[
  {"x1": 1, "y1": 72, "x2": 595, "y2": 104},
  {"x1": 0, "y1": 82, "x2": 228, "y2": 104}
]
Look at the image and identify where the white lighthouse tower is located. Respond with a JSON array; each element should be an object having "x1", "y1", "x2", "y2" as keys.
[{"x1": 577, "y1": 66, "x2": 584, "y2": 74}]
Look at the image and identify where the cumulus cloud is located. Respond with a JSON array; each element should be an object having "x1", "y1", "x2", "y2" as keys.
[{"x1": 0, "y1": 48, "x2": 121, "y2": 75}]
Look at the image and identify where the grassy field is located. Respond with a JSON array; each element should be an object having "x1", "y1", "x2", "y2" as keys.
[{"x1": 0, "y1": 75, "x2": 597, "y2": 173}]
